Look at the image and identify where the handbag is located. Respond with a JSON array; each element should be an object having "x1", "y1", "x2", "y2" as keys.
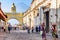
[
  {"x1": 40, "y1": 31, "x2": 43, "y2": 35},
  {"x1": 55, "y1": 34, "x2": 58, "y2": 38}
]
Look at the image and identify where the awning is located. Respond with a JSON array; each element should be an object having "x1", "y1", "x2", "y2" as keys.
[{"x1": 0, "y1": 8, "x2": 7, "y2": 21}]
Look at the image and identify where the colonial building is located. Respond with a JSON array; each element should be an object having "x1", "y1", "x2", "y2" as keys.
[
  {"x1": 0, "y1": 2, "x2": 7, "y2": 28},
  {"x1": 23, "y1": 0, "x2": 60, "y2": 32},
  {"x1": 0, "y1": 2, "x2": 7, "y2": 21}
]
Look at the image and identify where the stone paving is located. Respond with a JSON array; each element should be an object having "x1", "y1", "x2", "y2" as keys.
[{"x1": 0, "y1": 30, "x2": 60, "y2": 40}]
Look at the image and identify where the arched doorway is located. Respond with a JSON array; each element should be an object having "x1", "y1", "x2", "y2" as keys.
[
  {"x1": 8, "y1": 19, "x2": 20, "y2": 30},
  {"x1": 44, "y1": 11, "x2": 49, "y2": 33},
  {"x1": 41, "y1": 6, "x2": 50, "y2": 33},
  {"x1": 8, "y1": 19, "x2": 19, "y2": 26}
]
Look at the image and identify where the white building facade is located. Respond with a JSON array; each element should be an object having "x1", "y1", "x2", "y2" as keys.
[{"x1": 23, "y1": 0, "x2": 60, "y2": 32}]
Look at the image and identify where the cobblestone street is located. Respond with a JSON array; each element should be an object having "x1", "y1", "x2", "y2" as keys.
[
  {"x1": 0, "y1": 30, "x2": 60, "y2": 40},
  {"x1": 0, "y1": 0, "x2": 60, "y2": 40}
]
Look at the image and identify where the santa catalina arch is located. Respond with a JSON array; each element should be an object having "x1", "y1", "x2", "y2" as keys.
[{"x1": 5, "y1": 3, "x2": 23, "y2": 25}]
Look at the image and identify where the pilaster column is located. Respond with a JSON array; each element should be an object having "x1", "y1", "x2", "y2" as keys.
[{"x1": 39, "y1": 7, "x2": 44, "y2": 24}]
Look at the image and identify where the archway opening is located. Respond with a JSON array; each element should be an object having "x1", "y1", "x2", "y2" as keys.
[{"x1": 8, "y1": 19, "x2": 19, "y2": 26}]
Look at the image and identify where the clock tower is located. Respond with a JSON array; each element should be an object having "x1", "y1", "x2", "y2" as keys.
[{"x1": 11, "y1": 3, "x2": 16, "y2": 13}]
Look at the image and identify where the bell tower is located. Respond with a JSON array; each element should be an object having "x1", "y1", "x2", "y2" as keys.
[{"x1": 11, "y1": 3, "x2": 16, "y2": 13}]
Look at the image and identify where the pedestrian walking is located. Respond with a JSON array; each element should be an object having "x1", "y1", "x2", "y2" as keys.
[
  {"x1": 35, "y1": 26, "x2": 38, "y2": 32},
  {"x1": 14, "y1": 27, "x2": 16, "y2": 30},
  {"x1": 52, "y1": 24, "x2": 58, "y2": 40},
  {"x1": 38, "y1": 25, "x2": 41, "y2": 32},
  {"x1": 41, "y1": 23, "x2": 47, "y2": 40},
  {"x1": 3, "y1": 27, "x2": 6, "y2": 32},
  {"x1": 8, "y1": 23, "x2": 12, "y2": 33},
  {"x1": 27, "y1": 26, "x2": 30, "y2": 34},
  {"x1": 1, "y1": 27, "x2": 4, "y2": 31},
  {"x1": 32, "y1": 27, "x2": 34, "y2": 33}
]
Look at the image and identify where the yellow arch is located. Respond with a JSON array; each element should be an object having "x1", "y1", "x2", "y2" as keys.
[
  {"x1": 5, "y1": 13, "x2": 23, "y2": 25},
  {"x1": 7, "y1": 18, "x2": 20, "y2": 24}
]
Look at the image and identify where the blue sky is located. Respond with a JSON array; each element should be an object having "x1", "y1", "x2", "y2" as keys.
[
  {"x1": 1, "y1": 0, "x2": 32, "y2": 13},
  {"x1": 0, "y1": 0, "x2": 32, "y2": 26}
]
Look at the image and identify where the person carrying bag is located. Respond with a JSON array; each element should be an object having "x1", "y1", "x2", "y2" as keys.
[{"x1": 40, "y1": 23, "x2": 47, "y2": 40}]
